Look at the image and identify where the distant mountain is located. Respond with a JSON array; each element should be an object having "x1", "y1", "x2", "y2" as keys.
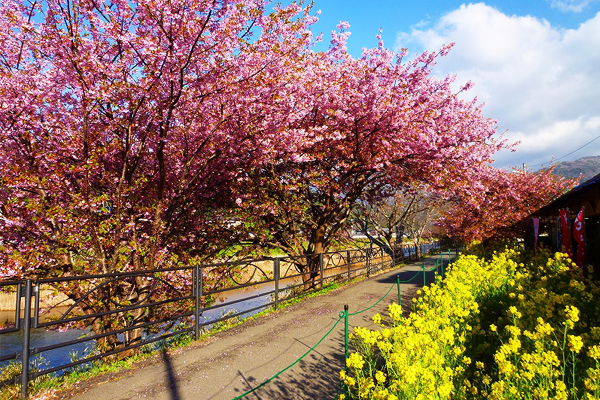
[{"x1": 551, "y1": 156, "x2": 600, "y2": 182}]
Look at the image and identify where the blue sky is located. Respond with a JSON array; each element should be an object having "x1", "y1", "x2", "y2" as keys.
[{"x1": 297, "y1": 1, "x2": 600, "y2": 170}]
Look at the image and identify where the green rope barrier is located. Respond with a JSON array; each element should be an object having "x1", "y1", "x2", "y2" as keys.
[
  {"x1": 231, "y1": 314, "x2": 344, "y2": 400},
  {"x1": 233, "y1": 252, "x2": 451, "y2": 400},
  {"x1": 398, "y1": 270, "x2": 422, "y2": 283},
  {"x1": 348, "y1": 280, "x2": 397, "y2": 316}
]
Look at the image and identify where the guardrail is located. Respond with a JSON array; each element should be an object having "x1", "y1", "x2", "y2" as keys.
[{"x1": 0, "y1": 241, "x2": 447, "y2": 398}]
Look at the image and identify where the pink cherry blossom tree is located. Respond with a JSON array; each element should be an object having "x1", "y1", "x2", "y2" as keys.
[
  {"x1": 0, "y1": 0, "x2": 319, "y2": 351},
  {"x1": 237, "y1": 25, "x2": 508, "y2": 288},
  {"x1": 437, "y1": 166, "x2": 577, "y2": 244}
]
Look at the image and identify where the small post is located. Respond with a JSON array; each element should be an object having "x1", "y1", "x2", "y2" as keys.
[
  {"x1": 274, "y1": 257, "x2": 281, "y2": 310},
  {"x1": 344, "y1": 305, "x2": 349, "y2": 370},
  {"x1": 31, "y1": 284, "x2": 39, "y2": 329},
  {"x1": 436, "y1": 258, "x2": 439, "y2": 275},
  {"x1": 198, "y1": 267, "x2": 203, "y2": 335},
  {"x1": 346, "y1": 251, "x2": 351, "y2": 283},
  {"x1": 441, "y1": 258, "x2": 445, "y2": 278},
  {"x1": 422, "y1": 264, "x2": 426, "y2": 287},
  {"x1": 15, "y1": 283, "x2": 22, "y2": 330},
  {"x1": 21, "y1": 280, "x2": 32, "y2": 400},
  {"x1": 396, "y1": 275, "x2": 401, "y2": 306},
  {"x1": 194, "y1": 266, "x2": 200, "y2": 340},
  {"x1": 319, "y1": 253, "x2": 324, "y2": 289}
]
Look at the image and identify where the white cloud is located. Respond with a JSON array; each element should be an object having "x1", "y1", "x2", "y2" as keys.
[
  {"x1": 550, "y1": 0, "x2": 594, "y2": 13},
  {"x1": 395, "y1": 3, "x2": 600, "y2": 168}
]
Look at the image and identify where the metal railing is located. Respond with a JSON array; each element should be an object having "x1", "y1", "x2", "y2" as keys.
[{"x1": 0, "y1": 241, "x2": 445, "y2": 398}]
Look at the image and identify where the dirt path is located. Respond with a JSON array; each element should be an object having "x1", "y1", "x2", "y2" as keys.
[{"x1": 52, "y1": 255, "x2": 446, "y2": 400}]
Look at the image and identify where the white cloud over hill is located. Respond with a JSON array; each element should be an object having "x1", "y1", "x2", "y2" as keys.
[{"x1": 396, "y1": 3, "x2": 600, "y2": 168}]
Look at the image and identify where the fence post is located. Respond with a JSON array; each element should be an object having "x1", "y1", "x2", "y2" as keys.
[
  {"x1": 15, "y1": 283, "x2": 22, "y2": 330},
  {"x1": 442, "y1": 257, "x2": 445, "y2": 278},
  {"x1": 198, "y1": 267, "x2": 203, "y2": 335},
  {"x1": 344, "y1": 304, "x2": 349, "y2": 370},
  {"x1": 422, "y1": 264, "x2": 426, "y2": 287},
  {"x1": 346, "y1": 251, "x2": 351, "y2": 283},
  {"x1": 274, "y1": 257, "x2": 280, "y2": 310},
  {"x1": 32, "y1": 283, "x2": 39, "y2": 329},
  {"x1": 21, "y1": 279, "x2": 32, "y2": 400},
  {"x1": 319, "y1": 253, "x2": 324, "y2": 289},
  {"x1": 396, "y1": 275, "x2": 401, "y2": 306},
  {"x1": 194, "y1": 266, "x2": 200, "y2": 340}
]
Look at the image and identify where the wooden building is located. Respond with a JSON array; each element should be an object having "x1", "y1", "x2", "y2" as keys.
[{"x1": 531, "y1": 173, "x2": 600, "y2": 268}]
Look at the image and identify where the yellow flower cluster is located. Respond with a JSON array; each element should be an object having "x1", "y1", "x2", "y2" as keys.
[{"x1": 340, "y1": 246, "x2": 600, "y2": 399}]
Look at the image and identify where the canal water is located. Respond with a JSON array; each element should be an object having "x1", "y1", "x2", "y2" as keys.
[{"x1": 0, "y1": 277, "x2": 288, "y2": 373}]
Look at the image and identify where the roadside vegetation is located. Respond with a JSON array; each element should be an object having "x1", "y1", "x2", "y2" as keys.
[{"x1": 341, "y1": 244, "x2": 600, "y2": 399}]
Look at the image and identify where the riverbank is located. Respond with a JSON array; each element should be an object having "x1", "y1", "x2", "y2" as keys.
[{"x1": 0, "y1": 287, "x2": 73, "y2": 313}]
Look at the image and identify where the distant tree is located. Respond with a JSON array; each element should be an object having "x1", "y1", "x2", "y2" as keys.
[
  {"x1": 437, "y1": 167, "x2": 577, "y2": 243},
  {"x1": 352, "y1": 188, "x2": 443, "y2": 257},
  {"x1": 402, "y1": 194, "x2": 443, "y2": 256}
]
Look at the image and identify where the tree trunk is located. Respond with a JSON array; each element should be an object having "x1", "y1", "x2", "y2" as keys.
[
  {"x1": 301, "y1": 225, "x2": 326, "y2": 290},
  {"x1": 300, "y1": 255, "x2": 321, "y2": 291},
  {"x1": 66, "y1": 275, "x2": 152, "y2": 361}
]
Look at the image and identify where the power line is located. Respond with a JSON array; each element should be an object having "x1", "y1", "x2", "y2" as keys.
[{"x1": 527, "y1": 133, "x2": 600, "y2": 168}]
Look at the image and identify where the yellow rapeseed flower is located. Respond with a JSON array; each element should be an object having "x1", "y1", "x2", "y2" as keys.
[
  {"x1": 347, "y1": 352, "x2": 365, "y2": 370},
  {"x1": 589, "y1": 345, "x2": 600, "y2": 360},
  {"x1": 565, "y1": 305, "x2": 580, "y2": 323},
  {"x1": 568, "y1": 335, "x2": 584, "y2": 353}
]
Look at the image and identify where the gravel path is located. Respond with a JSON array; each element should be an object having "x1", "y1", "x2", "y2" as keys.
[{"x1": 54, "y1": 254, "x2": 448, "y2": 400}]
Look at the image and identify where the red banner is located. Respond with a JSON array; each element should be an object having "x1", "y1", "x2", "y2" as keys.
[
  {"x1": 573, "y1": 207, "x2": 586, "y2": 268},
  {"x1": 559, "y1": 209, "x2": 572, "y2": 257}
]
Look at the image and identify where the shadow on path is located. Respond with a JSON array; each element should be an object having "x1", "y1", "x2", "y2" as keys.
[
  {"x1": 238, "y1": 331, "x2": 347, "y2": 400},
  {"x1": 162, "y1": 349, "x2": 182, "y2": 400}
]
